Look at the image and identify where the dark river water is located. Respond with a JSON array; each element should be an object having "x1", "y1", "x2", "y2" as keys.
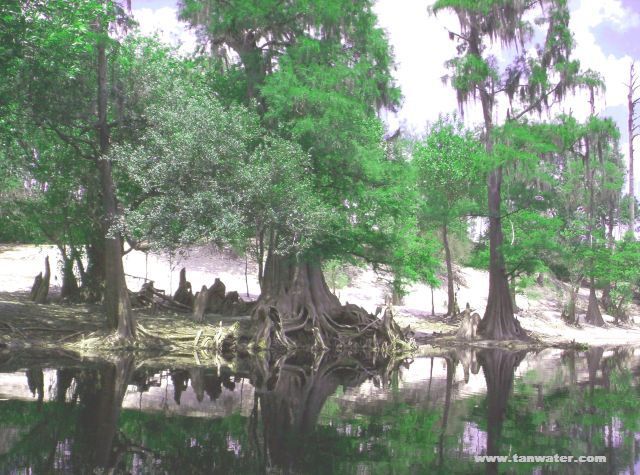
[{"x1": 0, "y1": 347, "x2": 638, "y2": 474}]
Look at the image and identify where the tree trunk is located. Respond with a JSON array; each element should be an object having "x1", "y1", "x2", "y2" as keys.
[
  {"x1": 628, "y1": 62, "x2": 637, "y2": 237},
  {"x1": 585, "y1": 276, "x2": 606, "y2": 326},
  {"x1": 600, "y1": 284, "x2": 612, "y2": 314},
  {"x1": 251, "y1": 250, "x2": 404, "y2": 350},
  {"x1": 476, "y1": 85, "x2": 525, "y2": 340},
  {"x1": 60, "y1": 249, "x2": 79, "y2": 301},
  {"x1": 583, "y1": 133, "x2": 605, "y2": 328},
  {"x1": 83, "y1": 240, "x2": 105, "y2": 302},
  {"x1": 478, "y1": 166, "x2": 526, "y2": 340},
  {"x1": 232, "y1": 37, "x2": 267, "y2": 107},
  {"x1": 601, "y1": 195, "x2": 616, "y2": 313},
  {"x1": 96, "y1": 28, "x2": 135, "y2": 340},
  {"x1": 564, "y1": 282, "x2": 579, "y2": 325},
  {"x1": 391, "y1": 277, "x2": 405, "y2": 306},
  {"x1": 442, "y1": 224, "x2": 456, "y2": 317},
  {"x1": 252, "y1": 253, "x2": 343, "y2": 349},
  {"x1": 430, "y1": 285, "x2": 435, "y2": 316}
]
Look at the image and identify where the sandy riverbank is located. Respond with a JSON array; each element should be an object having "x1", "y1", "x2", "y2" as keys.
[{"x1": 1, "y1": 244, "x2": 639, "y2": 349}]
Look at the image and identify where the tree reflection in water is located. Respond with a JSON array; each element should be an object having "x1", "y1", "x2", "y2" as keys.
[
  {"x1": 251, "y1": 351, "x2": 401, "y2": 472},
  {"x1": 477, "y1": 348, "x2": 527, "y2": 475},
  {"x1": 73, "y1": 356, "x2": 135, "y2": 472},
  {"x1": 1, "y1": 347, "x2": 640, "y2": 473}
]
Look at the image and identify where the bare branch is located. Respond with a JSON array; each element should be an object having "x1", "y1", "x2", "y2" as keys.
[{"x1": 511, "y1": 82, "x2": 563, "y2": 121}]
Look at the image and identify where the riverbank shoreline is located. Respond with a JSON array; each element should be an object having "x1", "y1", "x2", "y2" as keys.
[{"x1": 2, "y1": 290, "x2": 638, "y2": 366}]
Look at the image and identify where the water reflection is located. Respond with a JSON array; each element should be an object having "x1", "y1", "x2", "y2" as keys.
[
  {"x1": 0, "y1": 347, "x2": 639, "y2": 474},
  {"x1": 478, "y1": 349, "x2": 527, "y2": 475}
]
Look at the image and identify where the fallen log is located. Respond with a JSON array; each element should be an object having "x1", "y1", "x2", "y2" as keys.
[{"x1": 131, "y1": 281, "x2": 191, "y2": 312}]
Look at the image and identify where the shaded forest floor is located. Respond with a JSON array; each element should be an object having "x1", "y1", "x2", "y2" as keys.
[{"x1": 0, "y1": 291, "x2": 241, "y2": 355}]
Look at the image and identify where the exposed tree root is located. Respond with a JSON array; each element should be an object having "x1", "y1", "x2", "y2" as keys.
[
  {"x1": 250, "y1": 257, "x2": 413, "y2": 354},
  {"x1": 252, "y1": 303, "x2": 413, "y2": 353}
]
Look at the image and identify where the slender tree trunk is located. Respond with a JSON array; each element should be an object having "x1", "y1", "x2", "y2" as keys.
[
  {"x1": 83, "y1": 240, "x2": 105, "y2": 301},
  {"x1": 391, "y1": 277, "x2": 404, "y2": 306},
  {"x1": 565, "y1": 282, "x2": 579, "y2": 325},
  {"x1": 462, "y1": 27, "x2": 524, "y2": 340},
  {"x1": 96, "y1": 29, "x2": 135, "y2": 340},
  {"x1": 628, "y1": 63, "x2": 637, "y2": 237},
  {"x1": 629, "y1": 430, "x2": 636, "y2": 475},
  {"x1": 584, "y1": 136, "x2": 605, "y2": 327},
  {"x1": 430, "y1": 285, "x2": 435, "y2": 316},
  {"x1": 257, "y1": 228, "x2": 265, "y2": 290},
  {"x1": 442, "y1": 224, "x2": 456, "y2": 316},
  {"x1": 601, "y1": 204, "x2": 616, "y2": 312},
  {"x1": 60, "y1": 251, "x2": 79, "y2": 301}
]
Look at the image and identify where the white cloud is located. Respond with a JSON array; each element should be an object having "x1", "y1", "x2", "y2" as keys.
[
  {"x1": 563, "y1": 0, "x2": 638, "y2": 196},
  {"x1": 572, "y1": 0, "x2": 640, "y2": 31},
  {"x1": 374, "y1": 0, "x2": 474, "y2": 134},
  {"x1": 566, "y1": 0, "x2": 636, "y2": 116},
  {"x1": 132, "y1": 6, "x2": 197, "y2": 55}
]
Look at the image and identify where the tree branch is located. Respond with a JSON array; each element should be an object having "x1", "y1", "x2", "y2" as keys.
[{"x1": 511, "y1": 82, "x2": 563, "y2": 121}]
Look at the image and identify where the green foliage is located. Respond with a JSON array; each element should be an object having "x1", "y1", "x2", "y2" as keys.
[
  {"x1": 470, "y1": 211, "x2": 562, "y2": 280},
  {"x1": 433, "y1": 0, "x2": 584, "y2": 117},
  {"x1": 389, "y1": 222, "x2": 442, "y2": 291},
  {"x1": 112, "y1": 48, "x2": 328, "y2": 255},
  {"x1": 605, "y1": 236, "x2": 640, "y2": 313},
  {"x1": 413, "y1": 115, "x2": 485, "y2": 224},
  {"x1": 175, "y1": 0, "x2": 409, "y2": 273}
]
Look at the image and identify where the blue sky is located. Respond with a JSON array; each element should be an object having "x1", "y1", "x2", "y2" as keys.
[{"x1": 131, "y1": 0, "x2": 640, "y2": 196}]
